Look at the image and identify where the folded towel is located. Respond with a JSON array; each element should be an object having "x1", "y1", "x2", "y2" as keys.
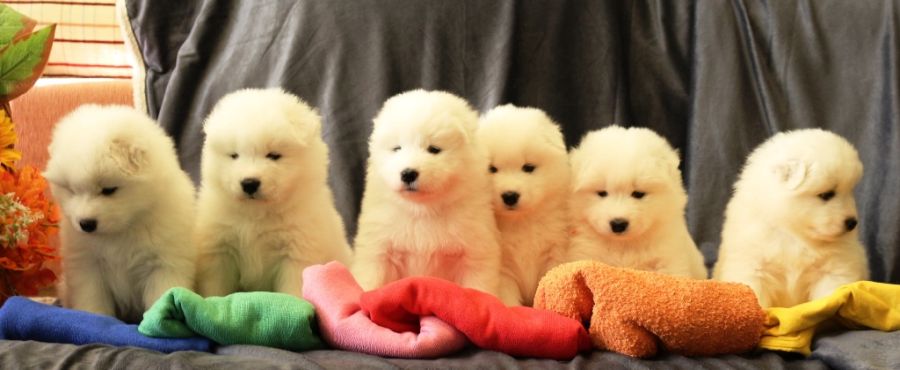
[
  {"x1": 761, "y1": 281, "x2": 900, "y2": 356},
  {"x1": 534, "y1": 260, "x2": 765, "y2": 358},
  {"x1": 302, "y1": 262, "x2": 467, "y2": 358},
  {"x1": 360, "y1": 276, "x2": 592, "y2": 360},
  {"x1": 0, "y1": 296, "x2": 210, "y2": 353},
  {"x1": 139, "y1": 287, "x2": 323, "y2": 351}
]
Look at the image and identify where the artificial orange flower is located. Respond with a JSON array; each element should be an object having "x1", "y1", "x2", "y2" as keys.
[
  {"x1": 0, "y1": 109, "x2": 22, "y2": 171},
  {"x1": 0, "y1": 166, "x2": 59, "y2": 300}
]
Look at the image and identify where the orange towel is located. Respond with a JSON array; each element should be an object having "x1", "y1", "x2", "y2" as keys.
[{"x1": 534, "y1": 260, "x2": 765, "y2": 358}]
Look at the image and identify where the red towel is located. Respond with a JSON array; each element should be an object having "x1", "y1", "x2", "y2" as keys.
[
  {"x1": 302, "y1": 262, "x2": 467, "y2": 358},
  {"x1": 360, "y1": 276, "x2": 592, "y2": 360}
]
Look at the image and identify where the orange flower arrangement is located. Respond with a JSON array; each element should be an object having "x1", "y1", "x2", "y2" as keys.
[
  {"x1": 0, "y1": 109, "x2": 59, "y2": 303},
  {"x1": 0, "y1": 4, "x2": 59, "y2": 305},
  {"x1": 0, "y1": 166, "x2": 60, "y2": 303},
  {"x1": 0, "y1": 110, "x2": 21, "y2": 172}
]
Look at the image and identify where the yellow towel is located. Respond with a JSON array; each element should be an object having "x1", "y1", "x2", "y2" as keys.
[{"x1": 760, "y1": 281, "x2": 900, "y2": 356}]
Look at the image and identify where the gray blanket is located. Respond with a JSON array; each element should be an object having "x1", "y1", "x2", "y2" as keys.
[
  {"x1": 0, "y1": 340, "x2": 828, "y2": 369},
  {"x1": 6, "y1": 331, "x2": 900, "y2": 369}
]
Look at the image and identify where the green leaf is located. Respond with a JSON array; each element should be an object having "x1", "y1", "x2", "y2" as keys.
[
  {"x1": 0, "y1": 5, "x2": 37, "y2": 51},
  {"x1": 0, "y1": 24, "x2": 55, "y2": 100}
]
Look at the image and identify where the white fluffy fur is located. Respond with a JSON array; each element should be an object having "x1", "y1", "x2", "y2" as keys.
[
  {"x1": 45, "y1": 105, "x2": 196, "y2": 323},
  {"x1": 566, "y1": 126, "x2": 706, "y2": 279},
  {"x1": 714, "y1": 129, "x2": 869, "y2": 308},
  {"x1": 195, "y1": 88, "x2": 352, "y2": 297},
  {"x1": 477, "y1": 105, "x2": 570, "y2": 306},
  {"x1": 351, "y1": 90, "x2": 504, "y2": 300}
]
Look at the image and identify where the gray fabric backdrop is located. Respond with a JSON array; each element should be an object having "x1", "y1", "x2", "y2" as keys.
[{"x1": 125, "y1": 0, "x2": 900, "y2": 282}]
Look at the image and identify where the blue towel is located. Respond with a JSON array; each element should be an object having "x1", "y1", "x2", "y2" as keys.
[{"x1": 0, "y1": 297, "x2": 211, "y2": 353}]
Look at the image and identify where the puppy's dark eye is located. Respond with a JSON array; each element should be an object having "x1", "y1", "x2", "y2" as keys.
[
  {"x1": 266, "y1": 152, "x2": 282, "y2": 161},
  {"x1": 392, "y1": 146, "x2": 401, "y2": 152},
  {"x1": 229, "y1": 153, "x2": 239, "y2": 160},
  {"x1": 522, "y1": 164, "x2": 536, "y2": 173},
  {"x1": 427, "y1": 145, "x2": 442, "y2": 154},
  {"x1": 100, "y1": 187, "x2": 118, "y2": 196},
  {"x1": 632, "y1": 191, "x2": 646, "y2": 199},
  {"x1": 489, "y1": 165, "x2": 498, "y2": 174},
  {"x1": 597, "y1": 191, "x2": 608, "y2": 198},
  {"x1": 818, "y1": 190, "x2": 836, "y2": 201}
]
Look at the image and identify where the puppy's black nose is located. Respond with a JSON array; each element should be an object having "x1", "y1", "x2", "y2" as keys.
[
  {"x1": 501, "y1": 191, "x2": 520, "y2": 206},
  {"x1": 241, "y1": 178, "x2": 261, "y2": 195},
  {"x1": 610, "y1": 218, "x2": 629, "y2": 234},
  {"x1": 79, "y1": 219, "x2": 97, "y2": 233},
  {"x1": 845, "y1": 217, "x2": 858, "y2": 231},
  {"x1": 400, "y1": 168, "x2": 419, "y2": 184}
]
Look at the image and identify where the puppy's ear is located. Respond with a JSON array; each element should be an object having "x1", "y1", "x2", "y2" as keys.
[
  {"x1": 451, "y1": 119, "x2": 472, "y2": 145},
  {"x1": 108, "y1": 138, "x2": 148, "y2": 176},
  {"x1": 285, "y1": 99, "x2": 322, "y2": 147},
  {"x1": 540, "y1": 123, "x2": 567, "y2": 153},
  {"x1": 430, "y1": 113, "x2": 473, "y2": 149},
  {"x1": 773, "y1": 159, "x2": 808, "y2": 189},
  {"x1": 568, "y1": 147, "x2": 592, "y2": 192},
  {"x1": 446, "y1": 104, "x2": 479, "y2": 145},
  {"x1": 655, "y1": 148, "x2": 682, "y2": 184}
]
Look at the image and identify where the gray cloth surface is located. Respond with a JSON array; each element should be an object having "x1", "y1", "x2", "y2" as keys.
[
  {"x1": 219, "y1": 345, "x2": 830, "y2": 369},
  {"x1": 0, "y1": 339, "x2": 834, "y2": 369},
  {"x1": 0, "y1": 340, "x2": 290, "y2": 370},
  {"x1": 811, "y1": 330, "x2": 900, "y2": 370},
  {"x1": 123, "y1": 0, "x2": 900, "y2": 281},
  {"x1": 8, "y1": 316, "x2": 900, "y2": 368}
]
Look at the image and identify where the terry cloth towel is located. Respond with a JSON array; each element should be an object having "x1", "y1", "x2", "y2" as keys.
[
  {"x1": 360, "y1": 276, "x2": 592, "y2": 360},
  {"x1": 761, "y1": 281, "x2": 900, "y2": 356},
  {"x1": 302, "y1": 262, "x2": 467, "y2": 358},
  {"x1": 534, "y1": 260, "x2": 765, "y2": 358},
  {"x1": 139, "y1": 287, "x2": 323, "y2": 351},
  {"x1": 0, "y1": 296, "x2": 210, "y2": 353}
]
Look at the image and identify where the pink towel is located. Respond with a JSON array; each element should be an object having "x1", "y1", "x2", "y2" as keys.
[
  {"x1": 360, "y1": 276, "x2": 592, "y2": 360},
  {"x1": 301, "y1": 262, "x2": 467, "y2": 358}
]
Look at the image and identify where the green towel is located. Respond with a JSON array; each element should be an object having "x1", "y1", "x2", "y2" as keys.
[{"x1": 139, "y1": 287, "x2": 324, "y2": 351}]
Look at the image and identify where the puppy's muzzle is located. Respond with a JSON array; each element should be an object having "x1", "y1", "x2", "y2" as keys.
[
  {"x1": 79, "y1": 219, "x2": 98, "y2": 233},
  {"x1": 241, "y1": 178, "x2": 261, "y2": 196},
  {"x1": 845, "y1": 217, "x2": 858, "y2": 232},
  {"x1": 400, "y1": 168, "x2": 419, "y2": 190},
  {"x1": 501, "y1": 191, "x2": 520, "y2": 207},
  {"x1": 610, "y1": 218, "x2": 629, "y2": 234}
]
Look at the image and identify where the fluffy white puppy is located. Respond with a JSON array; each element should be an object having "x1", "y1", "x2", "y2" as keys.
[
  {"x1": 195, "y1": 88, "x2": 352, "y2": 297},
  {"x1": 714, "y1": 129, "x2": 868, "y2": 308},
  {"x1": 477, "y1": 105, "x2": 571, "y2": 306},
  {"x1": 566, "y1": 126, "x2": 706, "y2": 279},
  {"x1": 45, "y1": 105, "x2": 196, "y2": 323},
  {"x1": 352, "y1": 90, "x2": 503, "y2": 299}
]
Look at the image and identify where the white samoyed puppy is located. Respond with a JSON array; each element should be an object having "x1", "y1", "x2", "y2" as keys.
[
  {"x1": 351, "y1": 90, "x2": 504, "y2": 300},
  {"x1": 45, "y1": 105, "x2": 196, "y2": 323},
  {"x1": 195, "y1": 88, "x2": 352, "y2": 297},
  {"x1": 714, "y1": 129, "x2": 868, "y2": 308},
  {"x1": 477, "y1": 105, "x2": 571, "y2": 306},
  {"x1": 566, "y1": 126, "x2": 706, "y2": 279}
]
